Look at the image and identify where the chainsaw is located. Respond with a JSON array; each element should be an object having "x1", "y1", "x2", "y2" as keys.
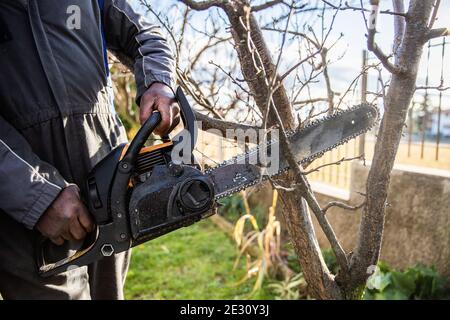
[{"x1": 37, "y1": 87, "x2": 378, "y2": 277}]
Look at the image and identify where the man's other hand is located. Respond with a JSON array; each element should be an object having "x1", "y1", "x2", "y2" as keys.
[
  {"x1": 140, "y1": 83, "x2": 181, "y2": 136},
  {"x1": 36, "y1": 185, "x2": 94, "y2": 245}
]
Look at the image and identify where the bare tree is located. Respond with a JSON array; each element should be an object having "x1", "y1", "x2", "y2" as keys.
[{"x1": 136, "y1": 0, "x2": 447, "y2": 299}]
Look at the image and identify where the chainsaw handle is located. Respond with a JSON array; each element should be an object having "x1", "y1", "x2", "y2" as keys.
[
  {"x1": 36, "y1": 226, "x2": 100, "y2": 278},
  {"x1": 174, "y1": 87, "x2": 197, "y2": 153},
  {"x1": 122, "y1": 111, "x2": 162, "y2": 165},
  {"x1": 123, "y1": 88, "x2": 197, "y2": 164},
  {"x1": 36, "y1": 223, "x2": 130, "y2": 278}
]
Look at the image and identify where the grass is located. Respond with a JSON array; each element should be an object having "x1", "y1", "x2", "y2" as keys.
[{"x1": 125, "y1": 220, "x2": 273, "y2": 300}]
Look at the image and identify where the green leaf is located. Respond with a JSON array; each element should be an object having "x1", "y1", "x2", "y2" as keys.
[
  {"x1": 389, "y1": 270, "x2": 417, "y2": 298},
  {"x1": 367, "y1": 271, "x2": 391, "y2": 292},
  {"x1": 377, "y1": 261, "x2": 392, "y2": 273},
  {"x1": 375, "y1": 288, "x2": 409, "y2": 300},
  {"x1": 364, "y1": 262, "x2": 449, "y2": 300}
]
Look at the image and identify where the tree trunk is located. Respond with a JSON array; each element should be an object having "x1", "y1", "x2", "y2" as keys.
[
  {"x1": 224, "y1": 1, "x2": 295, "y2": 128},
  {"x1": 348, "y1": 0, "x2": 435, "y2": 293},
  {"x1": 223, "y1": 0, "x2": 342, "y2": 299},
  {"x1": 279, "y1": 190, "x2": 342, "y2": 299}
]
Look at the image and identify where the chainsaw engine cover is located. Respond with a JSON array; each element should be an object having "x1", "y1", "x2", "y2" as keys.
[{"x1": 129, "y1": 164, "x2": 215, "y2": 246}]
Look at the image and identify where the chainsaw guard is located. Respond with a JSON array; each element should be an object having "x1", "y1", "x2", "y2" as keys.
[{"x1": 129, "y1": 164, "x2": 215, "y2": 246}]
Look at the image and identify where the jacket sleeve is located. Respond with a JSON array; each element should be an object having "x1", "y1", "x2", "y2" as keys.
[
  {"x1": 103, "y1": 0, "x2": 176, "y2": 104},
  {"x1": 0, "y1": 116, "x2": 69, "y2": 229}
]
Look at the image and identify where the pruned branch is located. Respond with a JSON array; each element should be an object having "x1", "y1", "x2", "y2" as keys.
[
  {"x1": 392, "y1": 0, "x2": 406, "y2": 62},
  {"x1": 366, "y1": 1, "x2": 406, "y2": 74},
  {"x1": 194, "y1": 110, "x2": 261, "y2": 135},
  {"x1": 425, "y1": 27, "x2": 449, "y2": 41},
  {"x1": 293, "y1": 97, "x2": 330, "y2": 105}
]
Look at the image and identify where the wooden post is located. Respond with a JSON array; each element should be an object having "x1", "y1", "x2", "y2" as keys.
[{"x1": 359, "y1": 50, "x2": 368, "y2": 156}]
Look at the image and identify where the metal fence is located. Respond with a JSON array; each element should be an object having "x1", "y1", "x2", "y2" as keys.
[
  {"x1": 309, "y1": 40, "x2": 450, "y2": 190},
  {"x1": 308, "y1": 139, "x2": 360, "y2": 190}
]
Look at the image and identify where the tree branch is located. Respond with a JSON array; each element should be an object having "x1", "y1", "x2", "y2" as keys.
[
  {"x1": 277, "y1": 131, "x2": 350, "y2": 277},
  {"x1": 392, "y1": 0, "x2": 406, "y2": 63},
  {"x1": 303, "y1": 155, "x2": 364, "y2": 175},
  {"x1": 194, "y1": 111, "x2": 261, "y2": 135},
  {"x1": 251, "y1": 1, "x2": 309, "y2": 12},
  {"x1": 366, "y1": 1, "x2": 406, "y2": 74},
  {"x1": 369, "y1": 44, "x2": 405, "y2": 74},
  {"x1": 428, "y1": 0, "x2": 441, "y2": 29},
  {"x1": 416, "y1": 84, "x2": 450, "y2": 91},
  {"x1": 348, "y1": 0, "x2": 438, "y2": 296},
  {"x1": 321, "y1": 0, "x2": 407, "y2": 17},
  {"x1": 178, "y1": 0, "x2": 224, "y2": 11},
  {"x1": 293, "y1": 97, "x2": 330, "y2": 105},
  {"x1": 251, "y1": 0, "x2": 284, "y2": 12},
  {"x1": 425, "y1": 27, "x2": 449, "y2": 41},
  {"x1": 322, "y1": 201, "x2": 366, "y2": 215}
]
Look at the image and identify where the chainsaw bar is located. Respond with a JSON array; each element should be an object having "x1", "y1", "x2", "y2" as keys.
[{"x1": 206, "y1": 104, "x2": 378, "y2": 199}]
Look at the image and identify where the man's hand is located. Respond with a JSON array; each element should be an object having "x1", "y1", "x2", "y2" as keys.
[
  {"x1": 36, "y1": 185, "x2": 94, "y2": 245},
  {"x1": 140, "y1": 82, "x2": 181, "y2": 136}
]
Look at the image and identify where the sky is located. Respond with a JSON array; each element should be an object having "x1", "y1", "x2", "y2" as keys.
[
  {"x1": 136, "y1": 0, "x2": 450, "y2": 111},
  {"x1": 322, "y1": 0, "x2": 450, "y2": 109}
]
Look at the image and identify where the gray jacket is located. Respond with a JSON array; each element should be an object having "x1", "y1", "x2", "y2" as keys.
[{"x1": 0, "y1": 0, "x2": 175, "y2": 229}]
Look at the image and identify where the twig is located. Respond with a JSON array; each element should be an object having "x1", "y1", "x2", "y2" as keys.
[
  {"x1": 428, "y1": 0, "x2": 441, "y2": 29},
  {"x1": 416, "y1": 85, "x2": 450, "y2": 92},
  {"x1": 303, "y1": 155, "x2": 365, "y2": 175},
  {"x1": 251, "y1": 0, "x2": 307, "y2": 12},
  {"x1": 351, "y1": 0, "x2": 406, "y2": 74},
  {"x1": 322, "y1": 201, "x2": 366, "y2": 215},
  {"x1": 293, "y1": 97, "x2": 330, "y2": 105},
  {"x1": 321, "y1": 0, "x2": 407, "y2": 17},
  {"x1": 178, "y1": 0, "x2": 224, "y2": 11}
]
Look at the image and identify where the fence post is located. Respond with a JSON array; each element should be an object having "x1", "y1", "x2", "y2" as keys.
[{"x1": 359, "y1": 50, "x2": 368, "y2": 156}]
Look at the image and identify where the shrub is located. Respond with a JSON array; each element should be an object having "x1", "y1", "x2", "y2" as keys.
[{"x1": 364, "y1": 262, "x2": 449, "y2": 300}]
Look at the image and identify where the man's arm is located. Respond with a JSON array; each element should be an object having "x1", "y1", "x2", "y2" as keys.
[
  {"x1": 102, "y1": 0, "x2": 180, "y2": 135},
  {"x1": 0, "y1": 116, "x2": 93, "y2": 244}
]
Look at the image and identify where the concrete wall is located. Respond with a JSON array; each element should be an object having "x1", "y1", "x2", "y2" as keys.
[{"x1": 311, "y1": 162, "x2": 450, "y2": 279}]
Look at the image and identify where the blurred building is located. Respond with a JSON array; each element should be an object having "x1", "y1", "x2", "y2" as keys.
[{"x1": 426, "y1": 108, "x2": 450, "y2": 137}]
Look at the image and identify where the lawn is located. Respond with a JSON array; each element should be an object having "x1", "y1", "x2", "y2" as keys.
[
  {"x1": 124, "y1": 215, "x2": 449, "y2": 300},
  {"x1": 125, "y1": 220, "x2": 273, "y2": 300}
]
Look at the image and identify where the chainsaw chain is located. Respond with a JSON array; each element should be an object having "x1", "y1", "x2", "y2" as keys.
[{"x1": 206, "y1": 104, "x2": 378, "y2": 200}]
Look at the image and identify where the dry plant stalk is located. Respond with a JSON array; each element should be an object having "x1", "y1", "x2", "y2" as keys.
[{"x1": 232, "y1": 190, "x2": 282, "y2": 294}]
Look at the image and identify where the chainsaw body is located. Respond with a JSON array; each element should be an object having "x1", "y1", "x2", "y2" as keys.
[{"x1": 37, "y1": 88, "x2": 215, "y2": 277}]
